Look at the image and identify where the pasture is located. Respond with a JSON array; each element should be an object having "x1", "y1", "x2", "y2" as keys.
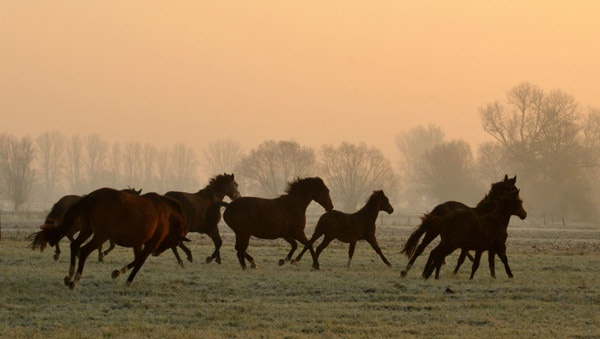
[{"x1": 1, "y1": 221, "x2": 599, "y2": 338}]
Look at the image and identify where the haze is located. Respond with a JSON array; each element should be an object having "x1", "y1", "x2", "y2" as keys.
[{"x1": 1, "y1": 1, "x2": 599, "y2": 158}]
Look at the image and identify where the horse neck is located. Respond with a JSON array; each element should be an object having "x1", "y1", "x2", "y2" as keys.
[
  {"x1": 475, "y1": 193, "x2": 497, "y2": 213},
  {"x1": 356, "y1": 197, "x2": 380, "y2": 223},
  {"x1": 197, "y1": 186, "x2": 227, "y2": 202},
  {"x1": 285, "y1": 191, "x2": 313, "y2": 212},
  {"x1": 486, "y1": 206, "x2": 513, "y2": 230}
]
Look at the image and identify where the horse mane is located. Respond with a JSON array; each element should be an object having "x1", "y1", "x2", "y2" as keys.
[
  {"x1": 283, "y1": 177, "x2": 322, "y2": 197},
  {"x1": 200, "y1": 174, "x2": 232, "y2": 193},
  {"x1": 357, "y1": 190, "x2": 383, "y2": 212}
]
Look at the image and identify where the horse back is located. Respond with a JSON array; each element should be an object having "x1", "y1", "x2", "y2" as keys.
[
  {"x1": 165, "y1": 191, "x2": 212, "y2": 233},
  {"x1": 223, "y1": 196, "x2": 298, "y2": 239},
  {"x1": 318, "y1": 210, "x2": 367, "y2": 243},
  {"x1": 430, "y1": 201, "x2": 470, "y2": 217}
]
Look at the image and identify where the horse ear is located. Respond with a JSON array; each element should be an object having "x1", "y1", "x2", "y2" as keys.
[
  {"x1": 511, "y1": 175, "x2": 517, "y2": 183},
  {"x1": 504, "y1": 174, "x2": 509, "y2": 181},
  {"x1": 231, "y1": 173, "x2": 234, "y2": 179}
]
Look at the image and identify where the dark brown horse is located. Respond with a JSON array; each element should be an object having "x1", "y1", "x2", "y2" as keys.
[
  {"x1": 421, "y1": 190, "x2": 527, "y2": 279},
  {"x1": 400, "y1": 175, "x2": 519, "y2": 277},
  {"x1": 293, "y1": 190, "x2": 394, "y2": 268},
  {"x1": 215, "y1": 177, "x2": 333, "y2": 270},
  {"x1": 30, "y1": 188, "x2": 187, "y2": 289},
  {"x1": 41, "y1": 187, "x2": 142, "y2": 261},
  {"x1": 165, "y1": 173, "x2": 240, "y2": 266}
]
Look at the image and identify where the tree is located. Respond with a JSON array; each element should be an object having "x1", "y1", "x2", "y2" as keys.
[
  {"x1": 36, "y1": 131, "x2": 65, "y2": 201},
  {"x1": 84, "y1": 134, "x2": 108, "y2": 190},
  {"x1": 320, "y1": 142, "x2": 397, "y2": 212},
  {"x1": 236, "y1": 140, "x2": 315, "y2": 197},
  {"x1": 107, "y1": 142, "x2": 122, "y2": 187},
  {"x1": 479, "y1": 82, "x2": 600, "y2": 214},
  {"x1": 123, "y1": 142, "x2": 143, "y2": 188},
  {"x1": 202, "y1": 138, "x2": 243, "y2": 176},
  {"x1": 169, "y1": 143, "x2": 199, "y2": 191},
  {"x1": 0, "y1": 134, "x2": 36, "y2": 211},
  {"x1": 65, "y1": 135, "x2": 85, "y2": 194}
]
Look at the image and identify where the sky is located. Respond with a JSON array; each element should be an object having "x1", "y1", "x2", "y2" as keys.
[{"x1": 1, "y1": 1, "x2": 599, "y2": 161}]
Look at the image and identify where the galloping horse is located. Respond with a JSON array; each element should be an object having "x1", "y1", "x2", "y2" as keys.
[
  {"x1": 29, "y1": 188, "x2": 187, "y2": 289},
  {"x1": 294, "y1": 190, "x2": 394, "y2": 268},
  {"x1": 400, "y1": 175, "x2": 519, "y2": 277},
  {"x1": 39, "y1": 187, "x2": 142, "y2": 261},
  {"x1": 165, "y1": 173, "x2": 240, "y2": 266},
  {"x1": 214, "y1": 177, "x2": 333, "y2": 270},
  {"x1": 422, "y1": 190, "x2": 527, "y2": 279}
]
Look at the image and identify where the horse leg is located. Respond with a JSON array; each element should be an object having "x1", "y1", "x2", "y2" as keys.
[
  {"x1": 235, "y1": 235, "x2": 250, "y2": 270},
  {"x1": 434, "y1": 247, "x2": 455, "y2": 280},
  {"x1": 453, "y1": 250, "x2": 468, "y2": 275},
  {"x1": 292, "y1": 228, "x2": 323, "y2": 264},
  {"x1": 347, "y1": 242, "x2": 356, "y2": 268},
  {"x1": 67, "y1": 235, "x2": 103, "y2": 289},
  {"x1": 100, "y1": 240, "x2": 116, "y2": 261},
  {"x1": 279, "y1": 237, "x2": 297, "y2": 266},
  {"x1": 205, "y1": 228, "x2": 223, "y2": 264},
  {"x1": 178, "y1": 242, "x2": 193, "y2": 263},
  {"x1": 171, "y1": 247, "x2": 185, "y2": 268},
  {"x1": 112, "y1": 246, "x2": 141, "y2": 279},
  {"x1": 54, "y1": 242, "x2": 61, "y2": 261},
  {"x1": 125, "y1": 244, "x2": 158, "y2": 286},
  {"x1": 65, "y1": 228, "x2": 92, "y2": 286},
  {"x1": 488, "y1": 251, "x2": 496, "y2": 278},
  {"x1": 293, "y1": 230, "x2": 323, "y2": 270},
  {"x1": 469, "y1": 250, "x2": 484, "y2": 280},
  {"x1": 422, "y1": 245, "x2": 442, "y2": 279},
  {"x1": 401, "y1": 231, "x2": 437, "y2": 277},
  {"x1": 366, "y1": 235, "x2": 391, "y2": 267},
  {"x1": 495, "y1": 243, "x2": 513, "y2": 278}
]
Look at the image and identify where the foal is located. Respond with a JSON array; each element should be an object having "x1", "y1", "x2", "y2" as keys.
[{"x1": 294, "y1": 190, "x2": 394, "y2": 268}]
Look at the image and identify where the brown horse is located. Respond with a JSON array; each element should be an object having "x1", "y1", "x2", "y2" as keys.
[
  {"x1": 293, "y1": 190, "x2": 394, "y2": 268},
  {"x1": 30, "y1": 188, "x2": 187, "y2": 289},
  {"x1": 422, "y1": 190, "x2": 527, "y2": 280},
  {"x1": 400, "y1": 175, "x2": 519, "y2": 277},
  {"x1": 165, "y1": 173, "x2": 240, "y2": 266},
  {"x1": 215, "y1": 177, "x2": 333, "y2": 270},
  {"x1": 41, "y1": 187, "x2": 142, "y2": 262}
]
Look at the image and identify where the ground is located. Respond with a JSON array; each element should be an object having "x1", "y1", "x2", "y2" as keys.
[{"x1": 0, "y1": 220, "x2": 599, "y2": 338}]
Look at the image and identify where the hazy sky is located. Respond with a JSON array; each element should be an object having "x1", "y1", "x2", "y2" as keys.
[{"x1": 1, "y1": 1, "x2": 599, "y2": 160}]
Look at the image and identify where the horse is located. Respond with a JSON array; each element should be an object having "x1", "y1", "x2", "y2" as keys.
[
  {"x1": 213, "y1": 177, "x2": 333, "y2": 270},
  {"x1": 400, "y1": 175, "x2": 519, "y2": 277},
  {"x1": 165, "y1": 173, "x2": 240, "y2": 266},
  {"x1": 29, "y1": 188, "x2": 187, "y2": 289},
  {"x1": 293, "y1": 190, "x2": 394, "y2": 269},
  {"x1": 421, "y1": 189, "x2": 527, "y2": 280},
  {"x1": 38, "y1": 187, "x2": 142, "y2": 262}
]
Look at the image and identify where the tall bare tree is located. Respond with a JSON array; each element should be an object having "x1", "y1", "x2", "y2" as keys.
[
  {"x1": 236, "y1": 140, "x2": 315, "y2": 197},
  {"x1": 320, "y1": 142, "x2": 397, "y2": 212},
  {"x1": 170, "y1": 143, "x2": 199, "y2": 191},
  {"x1": 123, "y1": 142, "x2": 143, "y2": 188},
  {"x1": 36, "y1": 131, "x2": 65, "y2": 201},
  {"x1": 0, "y1": 134, "x2": 36, "y2": 211},
  {"x1": 65, "y1": 135, "x2": 85, "y2": 194},
  {"x1": 107, "y1": 142, "x2": 122, "y2": 187},
  {"x1": 202, "y1": 138, "x2": 243, "y2": 176},
  {"x1": 84, "y1": 134, "x2": 108, "y2": 190}
]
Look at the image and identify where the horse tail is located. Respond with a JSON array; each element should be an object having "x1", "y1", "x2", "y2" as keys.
[
  {"x1": 28, "y1": 198, "x2": 89, "y2": 251},
  {"x1": 401, "y1": 214, "x2": 437, "y2": 258},
  {"x1": 205, "y1": 202, "x2": 229, "y2": 231}
]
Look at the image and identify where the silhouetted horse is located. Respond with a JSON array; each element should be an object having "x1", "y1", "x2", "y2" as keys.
[
  {"x1": 293, "y1": 190, "x2": 394, "y2": 268},
  {"x1": 400, "y1": 175, "x2": 519, "y2": 277},
  {"x1": 422, "y1": 190, "x2": 527, "y2": 279},
  {"x1": 30, "y1": 188, "x2": 187, "y2": 289},
  {"x1": 215, "y1": 177, "x2": 333, "y2": 270},
  {"x1": 165, "y1": 173, "x2": 240, "y2": 266},
  {"x1": 40, "y1": 187, "x2": 142, "y2": 261}
]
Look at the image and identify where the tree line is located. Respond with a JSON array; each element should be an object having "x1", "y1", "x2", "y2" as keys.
[{"x1": 2, "y1": 82, "x2": 600, "y2": 218}]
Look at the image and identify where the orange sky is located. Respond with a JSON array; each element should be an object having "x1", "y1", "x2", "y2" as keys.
[{"x1": 1, "y1": 1, "x2": 599, "y2": 160}]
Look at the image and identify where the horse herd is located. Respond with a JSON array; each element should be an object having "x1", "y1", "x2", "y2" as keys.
[{"x1": 28, "y1": 174, "x2": 526, "y2": 289}]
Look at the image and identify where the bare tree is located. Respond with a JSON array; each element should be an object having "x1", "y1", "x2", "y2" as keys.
[
  {"x1": 236, "y1": 140, "x2": 315, "y2": 197},
  {"x1": 65, "y1": 135, "x2": 85, "y2": 194},
  {"x1": 202, "y1": 138, "x2": 243, "y2": 176},
  {"x1": 155, "y1": 146, "x2": 170, "y2": 193},
  {"x1": 36, "y1": 131, "x2": 65, "y2": 201},
  {"x1": 123, "y1": 142, "x2": 143, "y2": 188},
  {"x1": 84, "y1": 134, "x2": 108, "y2": 190},
  {"x1": 141, "y1": 143, "x2": 157, "y2": 189},
  {"x1": 170, "y1": 143, "x2": 199, "y2": 191},
  {"x1": 107, "y1": 142, "x2": 122, "y2": 187},
  {"x1": 0, "y1": 134, "x2": 36, "y2": 211},
  {"x1": 320, "y1": 142, "x2": 397, "y2": 212}
]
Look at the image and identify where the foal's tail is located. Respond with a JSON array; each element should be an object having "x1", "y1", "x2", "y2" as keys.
[
  {"x1": 401, "y1": 214, "x2": 438, "y2": 258},
  {"x1": 28, "y1": 198, "x2": 88, "y2": 251},
  {"x1": 204, "y1": 202, "x2": 230, "y2": 231}
]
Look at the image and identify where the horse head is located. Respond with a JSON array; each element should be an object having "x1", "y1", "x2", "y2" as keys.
[
  {"x1": 374, "y1": 190, "x2": 394, "y2": 214},
  {"x1": 312, "y1": 177, "x2": 334, "y2": 212}
]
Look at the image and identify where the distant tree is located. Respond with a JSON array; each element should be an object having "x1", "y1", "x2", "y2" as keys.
[
  {"x1": 155, "y1": 146, "x2": 170, "y2": 192},
  {"x1": 236, "y1": 140, "x2": 315, "y2": 197},
  {"x1": 84, "y1": 134, "x2": 108, "y2": 190},
  {"x1": 169, "y1": 143, "x2": 199, "y2": 191},
  {"x1": 320, "y1": 142, "x2": 397, "y2": 212},
  {"x1": 418, "y1": 140, "x2": 481, "y2": 204},
  {"x1": 0, "y1": 134, "x2": 36, "y2": 211},
  {"x1": 123, "y1": 142, "x2": 143, "y2": 188},
  {"x1": 202, "y1": 138, "x2": 243, "y2": 176},
  {"x1": 141, "y1": 143, "x2": 157, "y2": 190},
  {"x1": 65, "y1": 135, "x2": 85, "y2": 194},
  {"x1": 480, "y1": 82, "x2": 600, "y2": 214},
  {"x1": 36, "y1": 131, "x2": 65, "y2": 201},
  {"x1": 107, "y1": 142, "x2": 122, "y2": 187}
]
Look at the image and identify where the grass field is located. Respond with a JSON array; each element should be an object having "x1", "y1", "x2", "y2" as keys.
[{"x1": 1, "y1": 222, "x2": 599, "y2": 338}]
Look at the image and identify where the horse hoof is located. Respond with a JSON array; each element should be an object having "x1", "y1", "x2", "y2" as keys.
[
  {"x1": 290, "y1": 259, "x2": 298, "y2": 265},
  {"x1": 98, "y1": 257, "x2": 104, "y2": 263},
  {"x1": 215, "y1": 257, "x2": 221, "y2": 265},
  {"x1": 178, "y1": 261, "x2": 185, "y2": 269},
  {"x1": 187, "y1": 256, "x2": 193, "y2": 263},
  {"x1": 126, "y1": 281, "x2": 132, "y2": 287},
  {"x1": 311, "y1": 264, "x2": 321, "y2": 271},
  {"x1": 53, "y1": 254, "x2": 60, "y2": 261},
  {"x1": 111, "y1": 270, "x2": 121, "y2": 279},
  {"x1": 68, "y1": 281, "x2": 77, "y2": 290},
  {"x1": 508, "y1": 274, "x2": 514, "y2": 278},
  {"x1": 278, "y1": 259, "x2": 286, "y2": 266},
  {"x1": 241, "y1": 266, "x2": 247, "y2": 271},
  {"x1": 205, "y1": 256, "x2": 213, "y2": 264},
  {"x1": 251, "y1": 263, "x2": 258, "y2": 269},
  {"x1": 400, "y1": 271, "x2": 408, "y2": 278},
  {"x1": 387, "y1": 263, "x2": 392, "y2": 268},
  {"x1": 64, "y1": 276, "x2": 72, "y2": 286}
]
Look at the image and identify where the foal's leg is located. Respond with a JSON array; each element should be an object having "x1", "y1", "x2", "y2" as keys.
[
  {"x1": 292, "y1": 228, "x2": 324, "y2": 264},
  {"x1": 234, "y1": 235, "x2": 254, "y2": 270},
  {"x1": 366, "y1": 235, "x2": 392, "y2": 267},
  {"x1": 178, "y1": 243, "x2": 193, "y2": 263},
  {"x1": 469, "y1": 250, "x2": 484, "y2": 280},
  {"x1": 401, "y1": 231, "x2": 437, "y2": 277},
  {"x1": 347, "y1": 242, "x2": 356, "y2": 268},
  {"x1": 171, "y1": 247, "x2": 185, "y2": 268},
  {"x1": 279, "y1": 237, "x2": 297, "y2": 266},
  {"x1": 453, "y1": 250, "x2": 469, "y2": 274},
  {"x1": 434, "y1": 247, "x2": 455, "y2": 279},
  {"x1": 488, "y1": 251, "x2": 496, "y2": 278},
  {"x1": 294, "y1": 230, "x2": 322, "y2": 270},
  {"x1": 65, "y1": 228, "x2": 92, "y2": 286},
  {"x1": 67, "y1": 235, "x2": 103, "y2": 289},
  {"x1": 205, "y1": 228, "x2": 223, "y2": 264},
  {"x1": 495, "y1": 243, "x2": 513, "y2": 278},
  {"x1": 313, "y1": 234, "x2": 335, "y2": 270}
]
